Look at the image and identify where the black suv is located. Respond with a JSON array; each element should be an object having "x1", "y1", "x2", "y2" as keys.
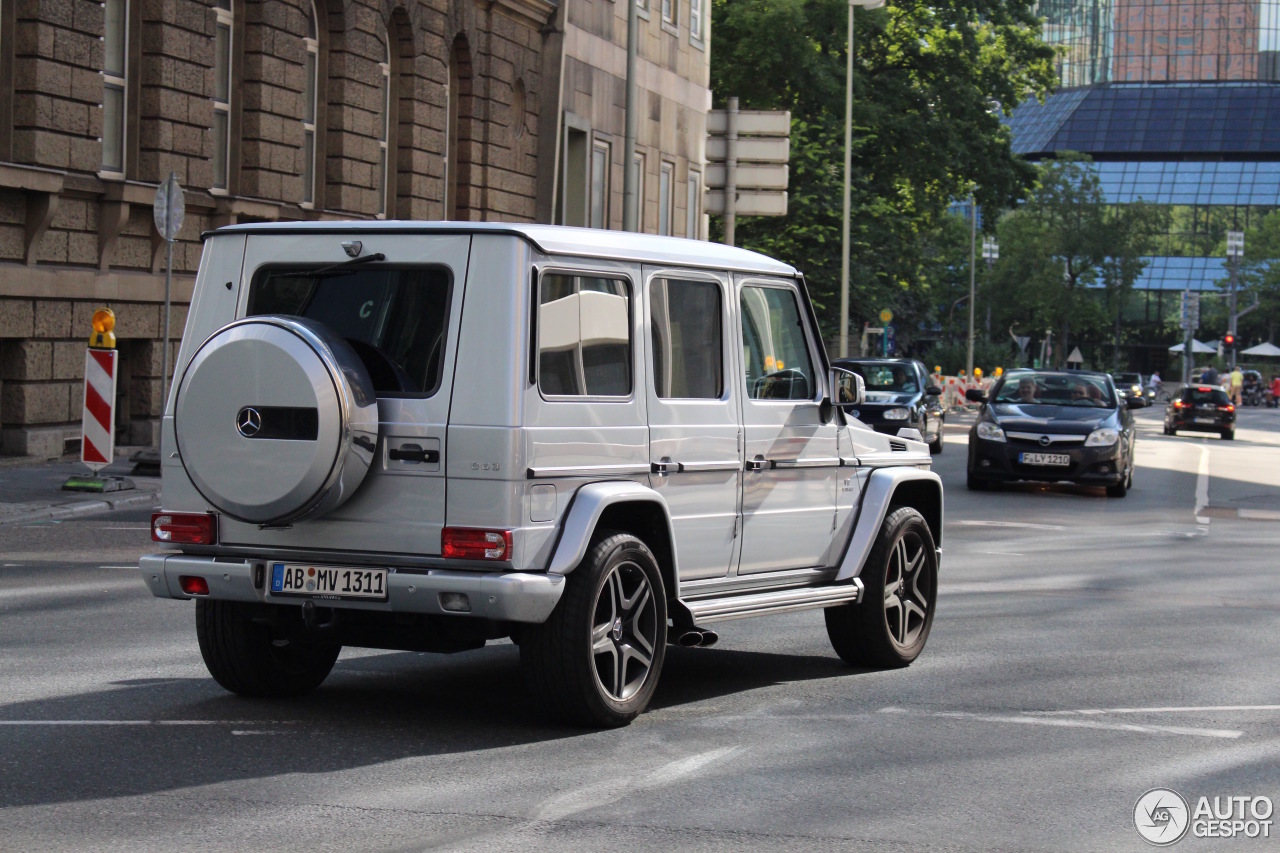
[{"x1": 831, "y1": 358, "x2": 945, "y2": 453}]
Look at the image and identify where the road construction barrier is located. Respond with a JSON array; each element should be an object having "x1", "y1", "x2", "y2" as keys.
[{"x1": 81, "y1": 309, "x2": 118, "y2": 472}]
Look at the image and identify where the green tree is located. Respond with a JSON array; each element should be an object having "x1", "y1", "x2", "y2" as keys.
[
  {"x1": 709, "y1": 0, "x2": 1056, "y2": 350},
  {"x1": 985, "y1": 155, "x2": 1166, "y2": 366},
  {"x1": 1230, "y1": 212, "x2": 1280, "y2": 344}
]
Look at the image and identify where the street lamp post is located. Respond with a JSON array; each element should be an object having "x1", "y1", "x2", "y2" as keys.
[
  {"x1": 982, "y1": 235, "x2": 998, "y2": 342},
  {"x1": 839, "y1": 0, "x2": 885, "y2": 358},
  {"x1": 1227, "y1": 230, "x2": 1243, "y2": 371}
]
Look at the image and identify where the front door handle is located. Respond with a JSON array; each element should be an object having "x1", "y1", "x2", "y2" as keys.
[
  {"x1": 746, "y1": 456, "x2": 769, "y2": 472},
  {"x1": 651, "y1": 459, "x2": 682, "y2": 475}
]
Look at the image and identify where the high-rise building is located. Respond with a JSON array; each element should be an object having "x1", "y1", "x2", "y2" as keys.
[{"x1": 1008, "y1": 0, "x2": 1280, "y2": 368}]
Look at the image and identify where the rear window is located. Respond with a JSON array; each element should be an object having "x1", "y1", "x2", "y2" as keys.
[
  {"x1": 248, "y1": 265, "x2": 452, "y2": 396},
  {"x1": 1181, "y1": 387, "x2": 1230, "y2": 405}
]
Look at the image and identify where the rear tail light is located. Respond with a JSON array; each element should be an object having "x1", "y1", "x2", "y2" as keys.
[
  {"x1": 1173, "y1": 400, "x2": 1187, "y2": 409},
  {"x1": 1219, "y1": 404, "x2": 1235, "y2": 412},
  {"x1": 152, "y1": 512, "x2": 218, "y2": 545},
  {"x1": 442, "y1": 527, "x2": 512, "y2": 561},
  {"x1": 179, "y1": 575, "x2": 210, "y2": 595}
]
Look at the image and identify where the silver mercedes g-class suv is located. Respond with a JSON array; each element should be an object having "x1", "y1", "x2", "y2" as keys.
[{"x1": 141, "y1": 222, "x2": 941, "y2": 727}]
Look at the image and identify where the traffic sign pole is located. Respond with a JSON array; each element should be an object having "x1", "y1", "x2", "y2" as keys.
[{"x1": 153, "y1": 173, "x2": 185, "y2": 423}]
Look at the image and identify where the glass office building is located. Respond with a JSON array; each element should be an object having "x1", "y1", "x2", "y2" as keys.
[{"x1": 1008, "y1": 2, "x2": 1280, "y2": 360}]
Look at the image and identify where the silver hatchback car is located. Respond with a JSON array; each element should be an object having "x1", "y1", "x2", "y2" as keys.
[{"x1": 142, "y1": 222, "x2": 942, "y2": 727}]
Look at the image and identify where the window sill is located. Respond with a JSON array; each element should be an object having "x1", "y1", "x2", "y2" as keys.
[{"x1": 661, "y1": 20, "x2": 678, "y2": 37}]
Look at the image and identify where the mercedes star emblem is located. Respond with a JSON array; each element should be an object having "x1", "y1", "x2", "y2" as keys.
[{"x1": 236, "y1": 406, "x2": 263, "y2": 438}]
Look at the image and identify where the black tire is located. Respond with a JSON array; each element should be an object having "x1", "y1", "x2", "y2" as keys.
[
  {"x1": 1163, "y1": 425, "x2": 1174, "y2": 436},
  {"x1": 1222, "y1": 429, "x2": 1235, "y2": 441},
  {"x1": 825, "y1": 506, "x2": 937, "y2": 668},
  {"x1": 522, "y1": 532, "x2": 667, "y2": 727},
  {"x1": 195, "y1": 600, "x2": 340, "y2": 697},
  {"x1": 966, "y1": 471, "x2": 989, "y2": 491},
  {"x1": 1106, "y1": 478, "x2": 1128, "y2": 498}
]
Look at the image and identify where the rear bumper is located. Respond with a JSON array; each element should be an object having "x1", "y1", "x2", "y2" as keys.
[
  {"x1": 1167, "y1": 415, "x2": 1233, "y2": 433},
  {"x1": 140, "y1": 553, "x2": 564, "y2": 624}
]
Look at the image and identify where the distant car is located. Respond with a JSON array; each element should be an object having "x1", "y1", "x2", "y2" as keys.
[
  {"x1": 1111, "y1": 372, "x2": 1149, "y2": 406},
  {"x1": 1164, "y1": 384, "x2": 1236, "y2": 439},
  {"x1": 831, "y1": 357, "x2": 946, "y2": 453},
  {"x1": 966, "y1": 369, "x2": 1139, "y2": 497}
]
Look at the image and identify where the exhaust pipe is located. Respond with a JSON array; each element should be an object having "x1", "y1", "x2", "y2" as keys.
[
  {"x1": 676, "y1": 630, "x2": 704, "y2": 647},
  {"x1": 674, "y1": 627, "x2": 720, "y2": 648}
]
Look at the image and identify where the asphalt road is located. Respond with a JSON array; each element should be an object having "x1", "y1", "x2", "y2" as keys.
[{"x1": 1, "y1": 405, "x2": 1278, "y2": 852}]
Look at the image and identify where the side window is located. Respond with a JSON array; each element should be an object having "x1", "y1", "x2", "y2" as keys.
[
  {"x1": 740, "y1": 285, "x2": 815, "y2": 401},
  {"x1": 650, "y1": 277, "x2": 723, "y2": 399},
  {"x1": 539, "y1": 273, "x2": 632, "y2": 397}
]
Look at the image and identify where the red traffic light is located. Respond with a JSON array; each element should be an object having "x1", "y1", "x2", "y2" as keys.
[{"x1": 1224, "y1": 333, "x2": 1236, "y2": 346}]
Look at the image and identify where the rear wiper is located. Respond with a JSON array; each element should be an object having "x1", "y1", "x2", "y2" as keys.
[{"x1": 308, "y1": 252, "x2": 386, "y2": 278}]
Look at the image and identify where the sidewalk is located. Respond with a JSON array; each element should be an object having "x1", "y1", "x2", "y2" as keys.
[{"x1": 0, "y1": 448, "x2": 161, "y2": 525}]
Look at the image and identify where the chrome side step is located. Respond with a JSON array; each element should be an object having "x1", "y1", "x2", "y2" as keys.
[{"x1": 682, "y1": 580, "x2": 864, "y2": 624}]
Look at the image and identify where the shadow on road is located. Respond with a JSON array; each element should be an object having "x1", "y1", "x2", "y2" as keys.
[{"x1": 0, "y1": 641, "x2": 864, "y2": 809}]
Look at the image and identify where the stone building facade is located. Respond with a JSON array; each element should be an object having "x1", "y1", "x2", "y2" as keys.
[{"x1": 0, "y1": 0, "x2": 712, "y2": 458}]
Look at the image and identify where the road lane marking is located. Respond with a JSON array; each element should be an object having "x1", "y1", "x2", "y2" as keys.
[
  {"x1": 0, "y1": 579, "x2": 139, "y2": 603},
  {"x1": 0, "y1": 720, "x2": 296, "y2": 726},
  {"x1": 530, "y1": 746, "x2": 742, "y2": 823},
  {"x1": 878, "y1": 707, "x2": 1241, "y2": 739},
  {"x1": 1195, "y1": 444, "x2": 1210, "y2": 524},
  {"x1": 1033, "y1": 705, "x2": 1280, "y2": 716},
  {"x1": 952, "y1": 520, "x2": 1066, "y2": 530}
]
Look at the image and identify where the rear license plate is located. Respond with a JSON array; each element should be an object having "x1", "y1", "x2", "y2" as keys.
[
  {"x1": 1019, "y1": 452, "x2": 1070, "y2": 467},
  {"x1": 1194, "y1": 417, "x2": 1215, "y2": 424},
  {"x1": 270, "y1": 563, "x2": 388, "y2": 600}
]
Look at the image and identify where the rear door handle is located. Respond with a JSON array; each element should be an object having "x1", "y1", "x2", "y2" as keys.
[{"x1": 746, "y1": 457, "x2": 769, "y2": 472}]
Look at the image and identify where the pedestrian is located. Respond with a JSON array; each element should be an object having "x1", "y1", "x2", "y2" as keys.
[
  {"x1": 1270, "y1": 375, "x2": 1280, "y2": 408},
  {"x1": 1230, "y1": 365, "x2": 1244, "y2": 406},
  {"x1": 1148, "y1": 371, "x2": 1162, "y2": 399},
  {"x1": 1201, "y1": 364, "x2": 1218, "y2": 386}
]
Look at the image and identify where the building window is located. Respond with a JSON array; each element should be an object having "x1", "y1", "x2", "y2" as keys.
[
  {"x1": 689, "y1": 0, "x2": 704, "y2": 42},
  {"x1": 659, "y1": 161, "x2": 673, "y2": 235},
  {"x1": 302, "y1": 2, "x2": 319, "y2": 206},
  {"x1": 102, "y1": 0, "x2": 128, "y2": 175},
  {"x1": 212, "y1": 0, "x2": 233, "y2": 190},
  {"x1": 636, "y1": 0, "x2": 649, "y2": 16},
  {"x1": 591, "y1": 139, "x2": 610, "y2": 229},
  {"x1": 686, "y1": 170, "x2": 701, "y2": 239},
  {"x1": 631, "y1": 151, "x2": 645, "y2": 231},
  {"x1": 378, "y1": 35, "x2": 390, "y2": 217},
  {"x1": 662, "y1": 0, "x2": 676, "y2": 26}
]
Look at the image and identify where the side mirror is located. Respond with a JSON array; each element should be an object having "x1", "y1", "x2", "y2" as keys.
[
  {"x1": 829, "y1": 365, "x2": 864, "y2": 407},
  {"x1": 965, "y1": 388, "x2": 987, "y2": 403},
  {"x1": 926, "y1": 385, "x2": 942, "y2": 396}
]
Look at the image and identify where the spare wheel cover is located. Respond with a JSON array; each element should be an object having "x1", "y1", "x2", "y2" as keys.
[{"x1": 174, "y1": 316, "x2": 378, "y2": 524}]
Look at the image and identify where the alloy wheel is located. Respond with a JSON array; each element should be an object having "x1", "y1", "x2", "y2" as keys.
[
  {"x1": 883, "y1": 530, "x2": 931, "y2": 650},
  {"x1": 590, "y1": 560, "x2": 658, "y2": 702}
]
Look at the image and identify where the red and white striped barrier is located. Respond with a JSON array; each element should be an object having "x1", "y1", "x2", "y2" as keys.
[{"x1": 81, "y1": 348, "x2": 118, "y2": 471}]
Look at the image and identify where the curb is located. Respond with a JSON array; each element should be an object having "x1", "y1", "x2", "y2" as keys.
[{"x1": 0, "y1": 488, "x2": 161, "y2": 526}]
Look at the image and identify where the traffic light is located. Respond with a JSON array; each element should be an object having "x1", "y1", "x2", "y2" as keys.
[{"x1": 1224, "y1": 332, "x2": 1236, "y2": 347}]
